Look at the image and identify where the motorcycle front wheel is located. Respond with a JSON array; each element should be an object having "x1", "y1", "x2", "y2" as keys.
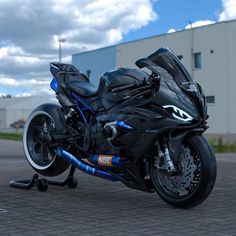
[{"x1": 150, "y1": 134, "x2": 217, "y2": 208}]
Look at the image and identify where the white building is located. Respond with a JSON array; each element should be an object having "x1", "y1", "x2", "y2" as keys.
[
  {"x1": 72, "y1": 19, "x2": 236, "y2": 139},
  {"x1": 0, "y1": 96, "x2": 57, "y2": 130}
]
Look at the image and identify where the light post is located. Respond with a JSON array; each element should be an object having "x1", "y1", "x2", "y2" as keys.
[
  {"x1": 189, "y1": 21, "x2": 194, "y2": 78},
  {"x1": 58, "y1": 38, "x2": 66, "y2": 63}
]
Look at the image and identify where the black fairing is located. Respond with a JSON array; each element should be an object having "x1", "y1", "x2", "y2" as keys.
[
  {"x1": 88, "y1": 49, "x2": 207, "y2": 159},
  {"x1": 136, "y1": 48, "x2": 207, "y2": 121},
  {"x1": 50, "y1": 48, "x2": 208, "y2": 162}
]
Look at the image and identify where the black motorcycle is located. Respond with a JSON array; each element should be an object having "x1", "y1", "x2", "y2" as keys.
[{"x1": 23, "y1": 48, "x2": 216, "y2": 208}]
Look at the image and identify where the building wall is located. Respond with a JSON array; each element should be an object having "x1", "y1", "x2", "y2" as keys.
[
  {"x1": 5, "y1": 109, "x2": 31, "y2": 128},
  {"x1": 72, "y1": 46, "x2": 116, "y2": 87},
  {"x1": 226, "y1": 22, "x2": 236, "y2": 134},
  {"x1": 116, "y1": 30, "x2": 192, "y2": 71},
  {"x1": 0, "y1": 109, "x2": 6, "y2": 128},
  {"x1": 191, "y1": 22, "x2": 229, "y2": 134},
  {"x1": 0, "y1": 96, "x2": 58, "y2": 129}
]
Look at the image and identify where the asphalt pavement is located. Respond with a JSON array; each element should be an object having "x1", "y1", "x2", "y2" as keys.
[{"x1": 0, "y1": 140, "x2": 236, "y2": 236}]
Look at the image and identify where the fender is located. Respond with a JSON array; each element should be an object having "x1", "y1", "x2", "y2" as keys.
[
  {"x1": 30, "y1": 103, "x2": 65, "y2": 129},
  {"x1": 168, "y1": 128, "x2": 206, "y2": 161}
]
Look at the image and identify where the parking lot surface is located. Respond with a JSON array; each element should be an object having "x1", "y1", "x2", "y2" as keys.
[{"x1": 0, "y1": 140, "x2": 236, "y2": 236}]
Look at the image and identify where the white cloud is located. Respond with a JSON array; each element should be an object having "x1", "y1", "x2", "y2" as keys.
[
  {"x1": 185, "y1": 20, "x2": 215, "y2": 29},
  {"x1": 15, "y1": 93, "x2": 32, "y2": 97},
  {"x1": 0, "y1": 0, "x2": 157, "y2": 96},
  {"x1": 167, "y1": 28, "x2": 176, "y2": 33},
  {"x1": 0, "y1": 74, "x2": 52, "y2": 95},
  {"x1": 167, "y1": 0, "x2": 236, "y2": 35},
  {"x1": 167, "y1": 1, "x2": 236, "y2": 36},
  {"x1": 167, "y1": 20, "x2": 215, "y2": 34},
  {"x1": 0, "y1": 77, "x2": 48, "y2": 87},
  {"x1": 106, "y1": 29, "x2": 123, "y2": 44},
  {"x1": 219, "y1": 0, "x2": 236, "y2": 21}
]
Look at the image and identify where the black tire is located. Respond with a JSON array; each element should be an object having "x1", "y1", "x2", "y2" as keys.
[
  {"x1": 150, "y1": 134, "x2": 217, "y2": 208},
  {"x1": 67, "y1": 177, "x2": 78, "y2": 189},
  {"x1": 23, "y1": 103, "x2": 70, "y2": 177},
  {"x1": 36, "y1": 179, "x2": 48, "y2": 192}
]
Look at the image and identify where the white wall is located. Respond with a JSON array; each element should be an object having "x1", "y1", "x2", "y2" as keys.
[
  {"x1": 5, "y1": 109, "x2": 31, "y2": 128},
  {"x1": 0, "y1": 109, "x2": 6, "y2": 128},
  {"x1": 191, "y1": 22, "x2": 229, "y2": 134},
  {"x1": 116, "y1": 30, "x2": 192, "y2": 70},
  {"x1": 0, "y1": 96, "x2": 58, "y2": 128},
  {"x1": 226, "y1": 22, "x2": 236, "y2": 133}
]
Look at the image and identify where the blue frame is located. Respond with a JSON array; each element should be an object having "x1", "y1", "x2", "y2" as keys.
[
  {"x1": 71, "y1": 93, "x2": 92, "y2": 125},
  {"x1": 50, "y1": 78, "x2": 92, "y2": 125}
]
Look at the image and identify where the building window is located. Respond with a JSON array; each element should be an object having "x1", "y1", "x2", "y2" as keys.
[
  {"x1": 177, "y1": 55, "x2": 183, "y2": 60},
  {"x1": 194, "y1": 52, "x2": 202, "y2": 68},
  {"x1": 206, "y1": 96, "x2": 215, "y2": 104}
]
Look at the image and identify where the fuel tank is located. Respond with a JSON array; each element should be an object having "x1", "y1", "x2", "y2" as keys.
[{"x1": 88, "y1": 68, "x2": 149, "y2": 111}]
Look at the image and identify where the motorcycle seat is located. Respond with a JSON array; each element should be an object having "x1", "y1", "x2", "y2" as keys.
[{"x1": 67, "y1": 81, "x2": 98, "y2": 97}]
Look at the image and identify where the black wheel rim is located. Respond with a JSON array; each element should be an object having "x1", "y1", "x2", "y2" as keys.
[
  {"x1": 27, "y1": 114, "x2": 56, "y2": 167},
  {"x1": 153, "y1": 142, "x2": 202, "y2": 198}
]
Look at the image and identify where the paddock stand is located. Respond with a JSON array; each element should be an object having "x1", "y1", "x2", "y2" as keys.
[{"x1": 9, "y1": 166, "x2": 77, "y2": 192}]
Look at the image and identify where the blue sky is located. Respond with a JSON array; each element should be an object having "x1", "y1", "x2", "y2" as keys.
[
  {"x1": 0, "y1": 0, "x2": 235, "y2": 96},
  {"x1": 122, "y1": 0, "x2": 223, "y2": 42}
]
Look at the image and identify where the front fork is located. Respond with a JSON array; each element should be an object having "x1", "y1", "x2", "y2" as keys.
[{"x1": 154, "y1": 138, "x2": 176, "y2": 173}]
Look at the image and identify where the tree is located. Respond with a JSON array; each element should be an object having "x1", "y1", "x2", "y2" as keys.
[{"x1": 10, "y1": 119, "x2": 25, "y2": 132}]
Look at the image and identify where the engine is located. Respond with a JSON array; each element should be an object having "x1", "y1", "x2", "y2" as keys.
[{"x1": 89, "y1": 118, "x2": 134, "y2": 156}]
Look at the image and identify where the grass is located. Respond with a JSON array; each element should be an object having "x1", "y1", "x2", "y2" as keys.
[
  {"x1": 0, "y1": 132, "x2": 23, "y2": 141},
  {"x1": 210, "y1": 143, "x2": 236, "y2": 153},
  {"x1": 208, "y1": 137, "x2": 236, "y2": 153}
]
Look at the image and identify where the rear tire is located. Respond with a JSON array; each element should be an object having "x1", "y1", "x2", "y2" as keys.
[
  {"x1": 150, "y1": 134, "x2": 217, "y2": 208},
  {"x1": 23, "y1": 104, "x2": 70, "y2": 177}
]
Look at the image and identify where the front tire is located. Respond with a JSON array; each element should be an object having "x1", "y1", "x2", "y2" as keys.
[
  {"x1": 150, "y1": 134, "x2": 217, "y2": 208},
  {"x1": 23, "y1": 104, "x2": 70, "y2": 177}
]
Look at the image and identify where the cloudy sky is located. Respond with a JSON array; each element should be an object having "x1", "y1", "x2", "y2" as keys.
[{"x1": 0, "y1": 0, "x2": 235, "y2": 96}]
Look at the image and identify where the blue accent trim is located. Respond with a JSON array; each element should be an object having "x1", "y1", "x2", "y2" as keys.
[
  {"x1": 115, "y1": 121, "x2": 133, "y2": 130},
  {"x1": 57, "y1": 148, "x2": 120, "y2": 181},
  {"x1": 50, "y1": 78, "x2": 58, "y2": 92}
]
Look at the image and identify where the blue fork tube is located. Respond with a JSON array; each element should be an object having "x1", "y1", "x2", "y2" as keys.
[{"x1": 57, "y1": 148, "x2": 120, "y2": 181}]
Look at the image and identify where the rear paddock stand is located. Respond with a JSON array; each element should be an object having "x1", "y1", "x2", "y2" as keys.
[{"x1": 9, "y1": 166, "x2": 77, "y2": 191}]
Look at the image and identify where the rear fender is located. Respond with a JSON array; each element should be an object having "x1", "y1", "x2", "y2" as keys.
[{"x1": 30, "y1": 103, "x2": 65, "y2": 129}]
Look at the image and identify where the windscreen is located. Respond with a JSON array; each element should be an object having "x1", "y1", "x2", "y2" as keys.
[{"x1": 146, "y1": 48, "x2": 193, "y2": 86}]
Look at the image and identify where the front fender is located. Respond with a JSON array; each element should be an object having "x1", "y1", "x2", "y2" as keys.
[{"x1": 168, "y1": 128, "x2": 205, "y2": 161}]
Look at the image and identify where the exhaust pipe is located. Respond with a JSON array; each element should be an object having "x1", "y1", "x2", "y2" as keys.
[
  {"x1": 90, "y1": 154, "x2": 122, "y2": 167},
  {"x1": 56, "y1": 148, "x2": 120, "y2": 181}
]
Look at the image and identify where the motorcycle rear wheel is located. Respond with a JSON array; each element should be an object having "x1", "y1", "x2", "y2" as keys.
[
  {"x1": 23, "y1": 104, "x2": 69, "y2": 177},
  {"x1": 150, "y1": 134, "x2": 216, "y2": 208}
]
